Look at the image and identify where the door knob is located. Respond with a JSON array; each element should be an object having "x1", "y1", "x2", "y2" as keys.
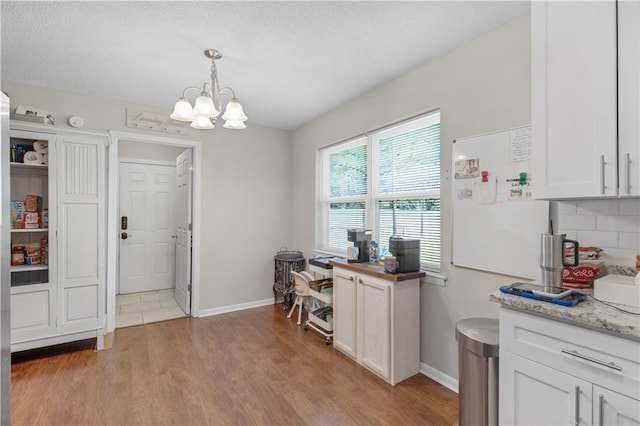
[{"x1": 121, "y1": 232, "x2": 132, "y2": 240}]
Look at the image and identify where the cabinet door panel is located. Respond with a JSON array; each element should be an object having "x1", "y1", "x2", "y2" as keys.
[
  {"x1": 618, "y1": 0, "x2": 640, "y2": 197},
  {"x1": 333, "y1": 269, "x2": 357, "y2": 358},
  {"x1": 357, "y1": 276, "x2": 390, "y2": 380},
  {"x1": 500, "y1": 350, "x2": 593, "y2": 426},
  {"x1": 63, "y1": 285, "x2": 98, "y2": 323},
  {"x1": 11, "y1": 289, "x2": 52, "y2": 331},
  {"x1": 594, "y1": 386, "x2": 640, "y2": 426},
  {"x1": 57, "y1": 134, "x2": 105, "y2": 333},
  {"x1": 532, "y1": 0, "x2": 617, "y2": 198},
  {"x1": 61, "y1": 203, "x2": 98, "y2": 280}
]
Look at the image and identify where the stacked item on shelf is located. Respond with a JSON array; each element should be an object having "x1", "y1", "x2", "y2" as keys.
[
  {"x1": 10, "y1": 194, "x2": 45, "y2": 229},
  {"x1": 11, "y1": 239, "x2": 48, "y2": 266},
  {"x1": 10, "y1": 139, "x2": 48, "y2": 165},
  {"x1": 562, "y1": 246, "x2": 605, "y2": 289}
]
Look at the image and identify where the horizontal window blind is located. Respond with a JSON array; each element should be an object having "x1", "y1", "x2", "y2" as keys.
[
  {"x1": 377, "y1": 124, "x2": 440, "y2": 194},
  {"x1": 377, "y1": 199, "x2": 441, "y2": 267},
  {"x1": 329, "y1": 144, "x2": 367, "y2": 198},
  {"x1": 329, "y1": 202, "x2": 366, "y2": 249}
]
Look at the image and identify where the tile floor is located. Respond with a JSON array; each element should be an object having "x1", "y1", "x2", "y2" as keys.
[{"x1": 115, "y1": 288, "x2": 187, "y2": 328}]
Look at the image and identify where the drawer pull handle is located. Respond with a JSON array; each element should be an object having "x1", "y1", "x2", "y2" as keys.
[
  {"x1": 598, "y1": 394, "x2": 605, "y2": 426},
  {"x1": 624, "y1": 153, "x2": 631, "y2": 195},
  {"x1": 561, "y1": 348, "x2": 622, "y2": 371},
  {"x1": 600, "y1": 155, "x2": 607, "y2": 194},
  {"x1": 575, "y1": 385, "x2": 581, "y2": 426}
]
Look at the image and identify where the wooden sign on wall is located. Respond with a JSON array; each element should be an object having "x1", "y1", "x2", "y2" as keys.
[{"x1": 126, "y1": 108, "x2": 188, "y2": 134}]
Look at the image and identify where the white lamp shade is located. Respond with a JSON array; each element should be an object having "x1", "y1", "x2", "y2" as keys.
[
  {"x1": 222, "y1": 99, "x2": 248, "y2": 122},
  {"x1": 193, "y1": 94, "x2": 219, "y2": 118},
  {"x1": 223, "y1": 120, "x2": 246, "y2": 130},
  {"x1": 190, "y1": 116, "x2": 215, "y2": 130},
  {"x1": 170, "y1": 99, "x2": 196, "y2": 122}
]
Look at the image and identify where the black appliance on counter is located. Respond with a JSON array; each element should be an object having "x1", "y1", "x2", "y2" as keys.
[
  {"x1": 389, "y1": 237, "x2": 420, "y2": 273},
  {"x1": 347, "y1": 228, "x2": 372, "y2": 263}
]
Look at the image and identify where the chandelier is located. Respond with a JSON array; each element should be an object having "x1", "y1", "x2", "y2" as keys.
[{"x1": 170, "y1": 49, "x2": 248, "y2": 130}]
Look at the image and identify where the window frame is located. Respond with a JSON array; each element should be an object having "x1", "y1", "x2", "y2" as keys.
[{"x1": 317, "y1": 111, "x2": 441, "y2": 271}]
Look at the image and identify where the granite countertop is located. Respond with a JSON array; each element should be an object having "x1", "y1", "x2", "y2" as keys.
[
  {"x1": 329, "y1": 259, "x2": 426, "y2": 282},
  {"x1": 490, "y1": 289, "x2": 640, "y2": 341}
]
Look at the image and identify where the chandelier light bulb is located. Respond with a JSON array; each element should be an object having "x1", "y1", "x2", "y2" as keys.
[
  {"x1": 223, "y1": 120, "x2": 247, "y2": 130},
  {"x1": 222, "y1": 98, "x2": 248, "y2": 122},
  {"x1": 193, "y1": 93, "x2": 219, "y2": 118},
  {"x1": 190, "y1": 116, "x2": 215, "y2": 130},
  {"x1": 170, "y1": 98, "x2": 196, "y2": 122}
]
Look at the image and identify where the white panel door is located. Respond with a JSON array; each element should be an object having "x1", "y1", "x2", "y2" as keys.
[
  {"x1": 57, "y1": 134, "x2": 105, "y2": 333},
  {"x1": 333, "y1": 268, "x2": 357, "y2": 359},
  {"x1": 119, "y1": 162, "x2": 176, "y2": 294},
  {"x1": 174, "y1": 150, "x2": 192, "y2": 315},
  {"x1": 531, "y1": 0, "x2": 617, "y2": 198},
  {"x1": 618, "y1": 0, "x2": 640, "y2": 197},
  {"x1": 357, "y1": 275, "x2": 390, "y2": 380},
  {"x1": 594, "y1": 385, "x2": 640, "y2": 426},
  {"x1": 500, "y1": 350, "x2": 593, "y2": 426}
]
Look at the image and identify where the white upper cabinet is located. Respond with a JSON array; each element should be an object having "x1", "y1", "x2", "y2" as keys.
[
  {"x1": 618, "y1": 0, "x2": 640, "y2": 197},
  {"x1": 532, "y1": 0, "x2": 622, "y2": 199}
]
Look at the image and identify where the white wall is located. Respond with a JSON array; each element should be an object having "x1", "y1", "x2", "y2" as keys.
[
  {"x1": 291, "y1": 14, "x2": 531, "y2": 379},
  {"x1": 1, "y1": 80, "x2": 293, "y2": 312},
  {"x1": 119, "y1": 140, "x2": 186, "y2": 162}
]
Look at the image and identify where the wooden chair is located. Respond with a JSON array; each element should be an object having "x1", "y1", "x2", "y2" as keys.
[{"x1": 287, "y1": 271, "x2": 314, "y2": 325}]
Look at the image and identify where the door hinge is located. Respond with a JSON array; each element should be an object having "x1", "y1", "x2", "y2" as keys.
[
  {"x1": 188, "y1": 284, "x2": 192, "y2": 292},
  {"x1": 188, "y1": 223, "x2": 192, "y2": 231}
]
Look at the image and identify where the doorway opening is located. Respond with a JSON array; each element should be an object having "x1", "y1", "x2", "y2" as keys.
[{"x1": 106, "y1": 131, "x2": 201, "y2": 333}]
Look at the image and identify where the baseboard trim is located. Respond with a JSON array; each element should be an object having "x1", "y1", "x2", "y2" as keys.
[
  {"x1": 420, "y1": 362, "x2": 459, "y2": 394},
  {"x1": 197, "y1": 298, "x2": 274, "y2": 318}
]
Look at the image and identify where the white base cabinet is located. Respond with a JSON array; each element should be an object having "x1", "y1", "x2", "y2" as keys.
[
  {"x1": 499, "y1": 308, "x2": 640, "y2": 425},
  {"x1": 332, "y1": 265, "x2": 420, "y2": 385}
]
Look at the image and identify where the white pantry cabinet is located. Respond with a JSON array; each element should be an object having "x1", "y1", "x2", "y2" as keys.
[
  {"x1": 532, "y1": 0, "x2": 639, "y2": 198},
  {"x1": 332, "y1": 264, "x2": 421, "y2": 385},
  {"x1": 8, "y1": 124, "x2": 106, "y2": 351},
  {"x1": 499, "y1": 308, "x2": 640, "y2": 425}
]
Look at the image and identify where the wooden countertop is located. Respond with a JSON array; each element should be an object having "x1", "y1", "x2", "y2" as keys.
[{"x1": 329, "y1": 259, "x2": 426, "y2": 282}]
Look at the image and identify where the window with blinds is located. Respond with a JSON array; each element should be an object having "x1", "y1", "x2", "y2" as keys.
[{"x1": 319, "y1": 111, "x2": 441, "y2": 270}]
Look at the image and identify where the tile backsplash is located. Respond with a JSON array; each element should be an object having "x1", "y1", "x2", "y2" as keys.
[{"x1": 552, "y1": 199, "x2": 640, "y2": 267}]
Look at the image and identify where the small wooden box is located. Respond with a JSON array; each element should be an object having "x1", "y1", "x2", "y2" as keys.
[{"x1": 309, "y1": 278, "x2": 333, "y2": 292}]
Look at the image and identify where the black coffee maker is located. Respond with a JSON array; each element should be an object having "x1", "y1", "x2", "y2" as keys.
[{"x1": 347, "y1": 229, "x2": 372, "y2": 263}]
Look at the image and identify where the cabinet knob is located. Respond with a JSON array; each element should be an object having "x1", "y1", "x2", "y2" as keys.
[
  {"x1": 358, "y1": 279, "x2": 363, "y2": 284},
  {"x1": 349, "y1": 276, "x2": 354, "y2": 282}
]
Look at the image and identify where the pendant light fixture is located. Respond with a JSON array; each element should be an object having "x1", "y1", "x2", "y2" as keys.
[{"x1": 170, "y1": 49, "x2": 248, "y2": 130}]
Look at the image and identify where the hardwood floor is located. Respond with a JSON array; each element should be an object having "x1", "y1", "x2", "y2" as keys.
[{"x1": 11, "y1": 304, "x2": 458, "y2": 425}]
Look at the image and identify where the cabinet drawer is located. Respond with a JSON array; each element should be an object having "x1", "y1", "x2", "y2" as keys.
[{"x1": 501, "y1": 308, "x2": 640, "y2": 400}]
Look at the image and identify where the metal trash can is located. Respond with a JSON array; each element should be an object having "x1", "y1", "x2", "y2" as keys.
[
  {"x1": 273, "y1": 248, "x2": 305, "y2": 309},
  {"x1": 455, "y1": 318, "x2": 500, "y2": 426}
]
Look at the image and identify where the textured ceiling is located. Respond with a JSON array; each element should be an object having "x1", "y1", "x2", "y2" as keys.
[{"x1": 1, "y1": 1, "x2": 529, "y2": 130}]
